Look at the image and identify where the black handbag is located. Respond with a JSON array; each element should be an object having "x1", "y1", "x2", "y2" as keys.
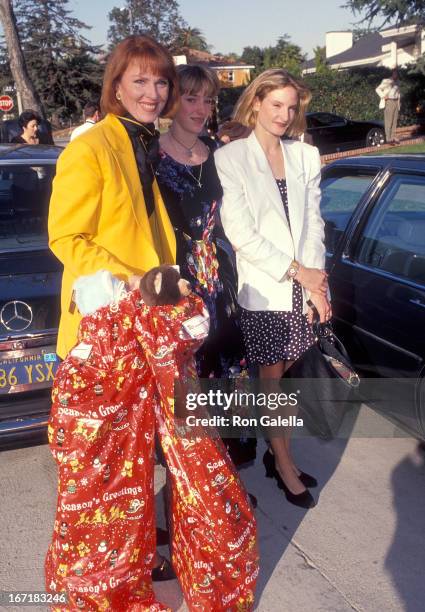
[{"x1": 285, "y1": 303, "x2": 360, "y2": 439}]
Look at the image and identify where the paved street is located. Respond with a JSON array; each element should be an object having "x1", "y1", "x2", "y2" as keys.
[{"x1": 1, "y1": 407, "x2": 425, "y2": 611}]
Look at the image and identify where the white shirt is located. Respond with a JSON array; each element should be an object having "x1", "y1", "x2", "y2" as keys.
[
  {"x1": 387, "y1": 84, "x2": 400, "y2": 100},
  {"x1": 375, "y1": 79, "x2": 401, "y2": 110},
  {"x1": 70, "y1": 119, "x2": 96, "y2": 141}
]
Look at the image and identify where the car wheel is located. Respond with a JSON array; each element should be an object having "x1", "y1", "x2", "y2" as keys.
[{"x1": 366, "y1": 127, "x2": 385, "y2": 147}]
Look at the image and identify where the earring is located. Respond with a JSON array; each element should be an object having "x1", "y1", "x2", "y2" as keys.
[{"x1": 116, "y1": 92, "x2": 121, "y2": 101}]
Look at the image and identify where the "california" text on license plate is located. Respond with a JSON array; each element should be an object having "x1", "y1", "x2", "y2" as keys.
[{"x1": 0, "y1": 347, "x2": 59, "y2": 394}]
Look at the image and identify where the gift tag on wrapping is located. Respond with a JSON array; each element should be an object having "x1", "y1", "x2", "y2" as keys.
[
  {"x1": 181, "y1": 310, "x2": 209, "y2": 340},
  {"x1": 70, "y1": 342, "x2": 93, "y2": 360}
]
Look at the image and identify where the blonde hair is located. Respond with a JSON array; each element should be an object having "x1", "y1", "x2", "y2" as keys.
[
  {"x1": 234, "y1": 68, "x2": 311, "y2": 137},
  {"x1": 177, "y1": 64, "x2": 220, "y2": 98}
]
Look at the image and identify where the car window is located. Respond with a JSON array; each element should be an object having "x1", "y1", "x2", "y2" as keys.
[
  {"x1": 312, "y1": 113, "x2": 345, "y2": 127},
  {"x1": 307, "y1": 116, "x2": 322, "y2": 128},
  {"x1": 354, "y1": 174, "x2": 425, "y2": 286},
  {"x1": 0, "y1": 164, "x2": 55, "y2": 252},
  {"x1": 320, "y1": 170, "x2": 377, "y2": 254}
]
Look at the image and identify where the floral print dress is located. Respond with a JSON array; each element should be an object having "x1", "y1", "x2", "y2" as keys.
[{"x1": 155, "y1": 146, "x2": 243, "y2": 378}]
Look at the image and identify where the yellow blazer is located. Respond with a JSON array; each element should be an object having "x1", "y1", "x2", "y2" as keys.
[{"x1": 49, "y1": 113, "x2": 176, "y2": 358}]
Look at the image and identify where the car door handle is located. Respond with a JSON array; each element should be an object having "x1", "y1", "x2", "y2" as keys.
[{"x1": 409, "y1": 298, "x2": 425, "y2": 309}]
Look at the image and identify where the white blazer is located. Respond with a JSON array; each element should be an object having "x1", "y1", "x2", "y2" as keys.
[{"x1": 214, "y1": 132, "x2": 325, "y2": 313}]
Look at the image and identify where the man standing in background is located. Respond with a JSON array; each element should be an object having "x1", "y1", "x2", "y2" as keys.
[
  {"x1": 70, "y1": 101, "x2": 100, "y2": 141},
  {"x1": 376, "y1": 69, "x2": 401, "y2": 145}
]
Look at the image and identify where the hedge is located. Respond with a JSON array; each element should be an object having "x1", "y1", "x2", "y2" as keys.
[{"x1": 218, "y1": 66, "x2": 425, "y2": 126}]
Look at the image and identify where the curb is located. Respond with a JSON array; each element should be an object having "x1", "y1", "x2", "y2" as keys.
[{"x1": 320, "y1": 136, "x2": 425, "y2": 164}]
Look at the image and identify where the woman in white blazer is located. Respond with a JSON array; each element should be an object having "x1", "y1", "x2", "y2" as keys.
[{"x1": 215, "y1": 69, "x2": 331, "y2": 509}]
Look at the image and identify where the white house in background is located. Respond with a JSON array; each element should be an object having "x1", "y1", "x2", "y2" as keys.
[{"x1": 303, "y1": 23, "x2": 425, "y2": 74}]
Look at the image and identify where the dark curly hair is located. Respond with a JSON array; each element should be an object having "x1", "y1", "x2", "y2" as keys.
[{"x1": 18, "y1": 110, "x2": 41, "y2": 129}]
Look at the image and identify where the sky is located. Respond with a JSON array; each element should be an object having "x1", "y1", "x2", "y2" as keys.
[{"x1": 70, "y1": 0, "x2": 378, "y2": 59}]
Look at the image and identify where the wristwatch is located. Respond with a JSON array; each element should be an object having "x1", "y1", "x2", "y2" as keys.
[{"x1": 287, "y1": 260, "x2": 300, "y2": 279}]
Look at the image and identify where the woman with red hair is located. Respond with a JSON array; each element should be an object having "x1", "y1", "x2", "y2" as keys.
[
  {"x1": 49, "y1": 35, "x2": 179, "y2": 361},
  {"x1": 47, "y1": 35, "x2": 179, "y2": 592}
]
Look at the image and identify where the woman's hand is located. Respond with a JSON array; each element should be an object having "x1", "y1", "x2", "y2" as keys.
[
  {"x1": 295, "y1": 265, "x2": 328, "y2": 295},
  {"x1": 307, "y1": 292, "x2": 332, "y2": 324}
]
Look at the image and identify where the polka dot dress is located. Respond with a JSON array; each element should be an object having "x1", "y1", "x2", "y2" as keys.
[{"x1": 240, "y1": 179, "x2": 314, "y2": 366}]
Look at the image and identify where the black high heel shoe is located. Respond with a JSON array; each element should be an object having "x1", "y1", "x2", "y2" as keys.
[
  {"x1": 263, "y1": 450, "x2": 318, "y2": 487},
  {"x1": 152, "y1": 555, "x2": 176, "y2": 582},
  {"x1": 263, "y1": 448, "x2": 278, "y2": 478},
  {"x1": 299, "y1": 472, "x2": 318, "y2": 488},
  {"x1": 263, "y1": 450, "x2": 316, "y2": 509}
]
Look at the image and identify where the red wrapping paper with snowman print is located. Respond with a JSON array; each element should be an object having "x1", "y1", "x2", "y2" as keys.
[
  {"x1": 45, "y1": 289, "x2": 258, "y2": 611},
  {"x1": 134, "y1": 302, "x2": 258, "y2": 611}
]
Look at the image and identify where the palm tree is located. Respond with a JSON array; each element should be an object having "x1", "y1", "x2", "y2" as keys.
[{"x1": 173, "y1": 26, "x2": 210, "y2": 52}]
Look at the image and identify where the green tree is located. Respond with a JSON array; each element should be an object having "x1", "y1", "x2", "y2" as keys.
[
  {"x1": 107, "y1": 0, "x2": 186, "y2": 48},
  {"x1": 12, "y1": 0, "x2": 102, "y2": 121},
  {"x1": 107, "y1": 7, "x2": 132, "y2": 47},
  {"x1": 273, "y1": 35, "x2": 305, "y2": 75},
  {"x1": 241, "y1": 45, "x2": 264, "y2": 77},
  {"x1": 173, "y1": 26, "x2": 209, "y2": 52},
  {"x1": 352, "y1": 26, "x2": 380, "y2": 41},
  {"x1": 241, "y1": 36, "x2": 304, "y2": 78},
  {"x1": 0, "y1": 0, "x2": 43, "y2": 115},
  {"x1": 225, "y1": 52, "x2": 241, "y2": 62},
  {"x1": 407, "y1": 50, "x2": 425, "y2": 74},
  {"x1": 344, "y1": 0, "x2": 425, "y2": 24},
  {"x1": 305, "y1": 65, "x2": 425, "y2": 125},
  {"x1": 313, "y1": 45, "x2": 330, "y2": 74},
  {"x1": 0, "y1": 45, "x2": 12, "y2": 93}
]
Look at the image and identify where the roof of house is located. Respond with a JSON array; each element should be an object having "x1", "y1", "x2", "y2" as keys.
[
  {"x1": 183, "y1": 47, "x2": 254, "y2": 70},
  {"x1": 304, "y1": 32, "x2": 383, "y2": 69},
  {"x1": 187, "y1": 58, "x2": 255, "y2": 69},
  {"x1": 304, "y1": 25, "x2": 420, "y2": 70}
]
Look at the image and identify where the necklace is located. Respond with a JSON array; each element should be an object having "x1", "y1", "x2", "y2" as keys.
[
  {"x1": 185, "y1": 163, "x2": 203, "y2": 189},
  {"x1": 169, "y1": 129, "x2": 198, "y2": 158}
]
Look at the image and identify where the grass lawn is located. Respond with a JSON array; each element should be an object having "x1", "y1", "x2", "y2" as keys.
[{"x1": 367, "y1": 141, "x2": 425, "y2": 155}]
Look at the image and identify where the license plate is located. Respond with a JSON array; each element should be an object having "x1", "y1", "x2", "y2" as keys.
[{"x1": 0, "y1": 346, "x2": 59, "y2": 394}]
